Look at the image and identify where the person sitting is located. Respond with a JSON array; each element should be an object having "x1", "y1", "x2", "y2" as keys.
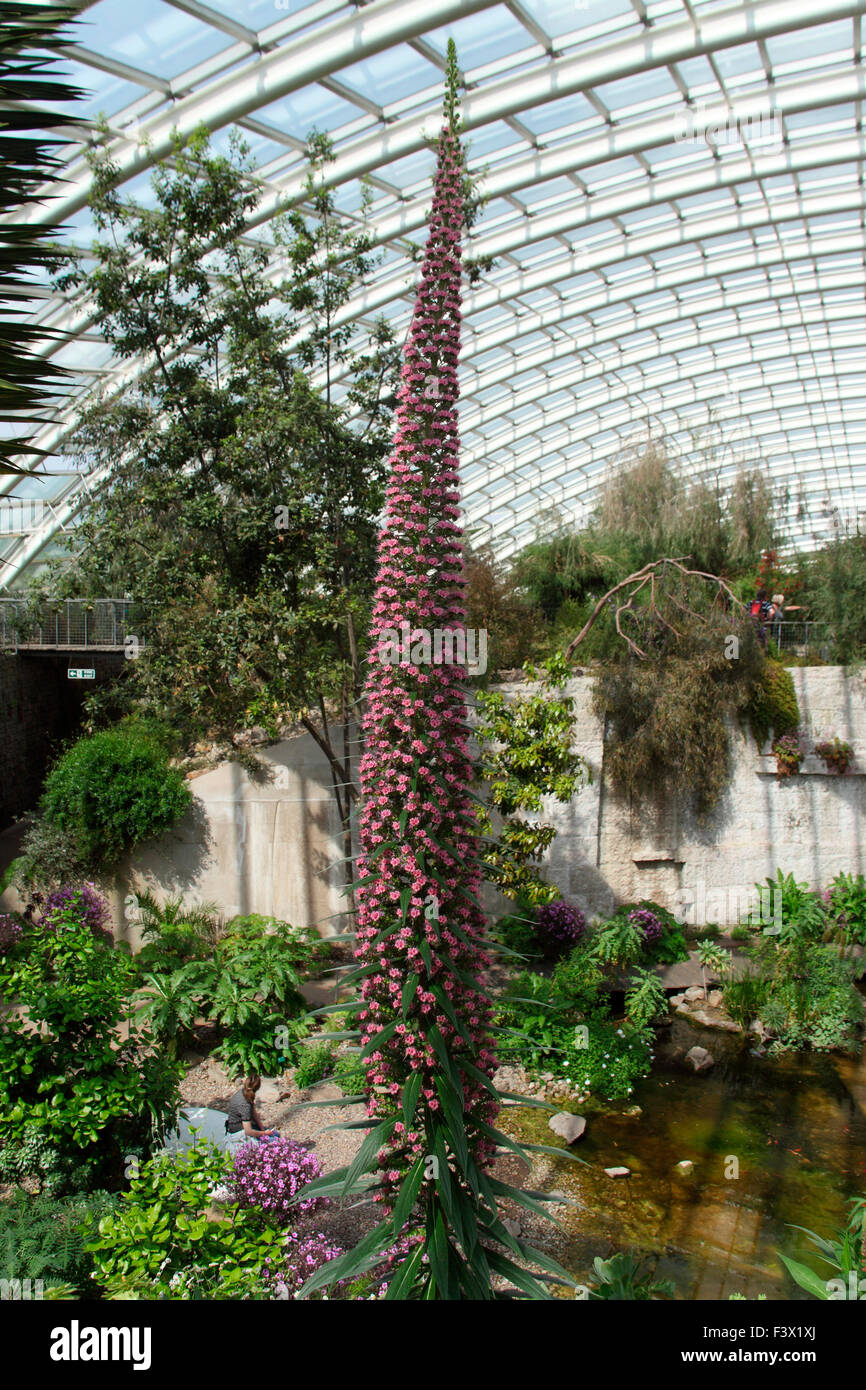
[{"x1": 224, "y1": 1074, "x2": 279, "y2": 1148}]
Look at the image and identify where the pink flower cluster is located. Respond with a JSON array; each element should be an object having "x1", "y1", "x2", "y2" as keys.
[
  {"x1": 354, "y1": 120, "x2": 499, "y2": 1202},
  {"x1": 228, "y1": 1137, "x2": 329, "y2": 1222}
]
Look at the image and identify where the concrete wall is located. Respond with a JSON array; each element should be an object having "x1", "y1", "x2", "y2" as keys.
[{"x1": 2, "y1": 667, "x2": 864, "y2": 935}]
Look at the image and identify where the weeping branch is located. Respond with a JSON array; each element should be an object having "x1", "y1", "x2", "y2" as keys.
[{"x1": 564, "y1": 557, "x2": 745, "y2": 660}]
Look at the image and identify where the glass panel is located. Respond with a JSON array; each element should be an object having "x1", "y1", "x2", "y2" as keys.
[{"x1": 80, "y1": 0, "x2": 231, "y2": 82}]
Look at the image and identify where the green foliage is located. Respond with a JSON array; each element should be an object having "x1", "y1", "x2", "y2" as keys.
[
  {"x1": 0, "y1": 905, "x2": 182, "y2": 1192},
  {"x1": 757, "y1": 868, "x2": 826, "y2": 941},
  {"x1": 134, "y1": 891, "x2": 220, "y2": 973},
  {"x1": 724, "y1": 936, "x2": 863, "y2": 1051},
  {"x1": 331, "y1": 1052, "x2": 367, "y2": 1099},
  {"x1": 587, "y1": 1250, "x2": 675, "y2": 1300},
  {"x1": 745, "y1": 658, "x2": 800, "y2": 749},
  {"x1": 778, "y1": 1197, "x2": 865, "y2": 1299},
  {"x1": 475, "y1": 654, "x2": 591, "y2": 902},
  {"x1": 591, "y1": 915, "x2": 643, "y2": 969},
  {"x1": 495, "y1": 966, "x2": 652, "y2": 1101},
  {"x1": 805, "y1": 532, "x2": 866, "y2": 664},
  {"x1": 135, "y1": 914, "x2": 321, "y2": 1074},
  {"x1": 86, "y1": 1143, "x2": 285, "y2": 1299},
  {"x1": 38, "y1": 725, "x2": 191, "y2": 869},
  {"x1": 551, "y1": 943, "x2": 605, "y2": 1014},
  {"x1": 825, "y1": 871, "x2": 866, "y2": 945},
  {"x1": 513, "y1": 448, "x2": 777, "y2": 657},
  {"x1": 624, "y1": 968, "x2": 669, "y2": 1029},
  {"x1": 46, "y1": 127, "x2": 398, "y2": 869},
  {"x1": 490, "y1": 901, "x2": 542, "y2": 961},
  {"x1": 294, "y1": 1041, "x2": 336, "y2": 1090},
  {"x1": 0, "y1": 1189, "x2": 117, "y2": 1296},
  {"x1": 0, "y1": 3, "x2": 84, "y2": 476}
]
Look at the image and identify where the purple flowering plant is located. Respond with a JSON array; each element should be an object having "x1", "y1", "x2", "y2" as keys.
[
  {"x1": 535, "y1": 899, "x2": 586, "y2": 956},
  {"x1": 627, "y1": 907, "x2": 663, "y2": 943}
]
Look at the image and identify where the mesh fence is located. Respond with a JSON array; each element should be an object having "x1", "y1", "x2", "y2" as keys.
[{"x1": 0, "y1": 599, "x2": 145, "y2": 651}]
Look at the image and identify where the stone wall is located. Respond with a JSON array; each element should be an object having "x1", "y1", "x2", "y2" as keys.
[{"x1": 2, "y1": 666, "x2": 864, "y2": 935}]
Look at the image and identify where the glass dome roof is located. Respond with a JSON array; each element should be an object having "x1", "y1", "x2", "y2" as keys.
[{"x1": 2, "y1": 0, "x2": 864, "y2": 583}]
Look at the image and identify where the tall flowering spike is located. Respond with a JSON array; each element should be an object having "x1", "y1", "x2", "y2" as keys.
[{"x1": 354, "y1": 41, "x2": 499, "y2": 1206}]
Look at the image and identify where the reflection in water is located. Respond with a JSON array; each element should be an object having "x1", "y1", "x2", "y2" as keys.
[{"x1": 520, "y1": 1017, "x2": 866, "y2": 1300}]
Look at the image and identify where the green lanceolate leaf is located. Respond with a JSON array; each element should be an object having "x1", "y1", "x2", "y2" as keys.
[
  {"x1": 401, "y1": 1070, "x2": 422, "y2": 1128},
  {"x1": 401, "y1": 973, "x2": 419, "y2": 1019}
]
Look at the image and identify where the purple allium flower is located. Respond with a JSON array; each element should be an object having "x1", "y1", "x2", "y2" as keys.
[
  {"x1": 628, "y1": 907, "x2": 663, "y2": 943},
  {"x1": 535, "y1": 900, "x2": 586, "y2": 954}
]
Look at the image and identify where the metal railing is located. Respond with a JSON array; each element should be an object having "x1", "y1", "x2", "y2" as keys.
[
  {"x1": 0, "y1": 599, "x2": 146, "y2": 652},
  {"x1": 765, "y1": 620, "x2": 831, "y2": 655}
]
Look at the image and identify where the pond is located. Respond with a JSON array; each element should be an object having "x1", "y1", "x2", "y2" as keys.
[{"x1": 516, "y1": 1016, "x2": 866, "y2": 1300}]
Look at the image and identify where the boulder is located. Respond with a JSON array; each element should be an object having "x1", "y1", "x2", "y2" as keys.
[
  {"x1": 670, "y1": 993, "x2": 686, "y2": 1007},
  {"x1": 675, "y1": 1159, "x2": 694, "y2": 1175},
  {"x1": 708, "y1": 990, "x2": 724, "y2": 1009},
  {"x1": 604, "y1": 1166, "x2": 631, "y2": 1178},
  {"x1": 549, "y1": 1112, "x2": 587, "y2": 1145},
  {"x1": 689, "y1": 1008, "x2": 741, "y2": 1033},
  {"x1": 685, "y1": 1045, "x2": 715, "y2": 1073},
  {"x1": 492, "y1": 1064, "x2": 529, "y2": 1095},
  {"x1": 684, "y1": 987, "x2": 705, "y2": 1003}
]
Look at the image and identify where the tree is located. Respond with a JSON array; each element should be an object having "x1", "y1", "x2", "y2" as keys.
[
  {"x1": 294, "y1": 44, "x2": 573, "y2": 1301},
  {"x1": 0, "y1": 4, "x2": 82, "y2": 476},
  {"x1": 47, "y1": 127, "x2": 399, "y2": 886}
]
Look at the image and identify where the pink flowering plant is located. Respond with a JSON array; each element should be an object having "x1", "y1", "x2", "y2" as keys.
[
  {"x1": 228, "y1": 1137, "x2": 329, "y2": 1222},
  {"x1": 293, "y1": 46, "x2": 575, "y2": 1301}
]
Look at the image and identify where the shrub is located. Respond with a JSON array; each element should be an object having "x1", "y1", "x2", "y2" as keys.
[
  {"x1": 0, "y1": 899, "x2": 182, "y2": 1192},
  {"x1": 490, "y1": 903, "x2": 541, "y2": 961},
  {"x1": 561, "y1": 1018, "x2": 652, "y2": 1101},
  {"x1": 294, "y1": 1041, "x2": 336, "y2": 1089},
  {"x1": 825, "y1": 871, "x2": 866, "y2": 945},
  {"x1": 262, "y1": 1230, "x2": 347, "y2": 1300},
  {"x1": 39, "y1": 725, "x2": 191, "y2": 868},
  {"x1": 535, "y1": 900, "x2": 586, "y2": 957},
  {"x1": 86, "y1": 1143, "x2": 283, "y2": 1299},
  {"x1": 724, "y1": 936, "x2": 862, "y2": 1051},
  {"x1": 332, "y1": 1053, "x2": 367, "y2": 1098},
  {"x1": 228, "y1": 1138, "x2": 328, "y2": 1223},
  {"x1": 42, "y1": 882, "x2": 113, "y2": 943},
  {"x1": 746, "y1": 658, "x2": 800, "y2": 749}
]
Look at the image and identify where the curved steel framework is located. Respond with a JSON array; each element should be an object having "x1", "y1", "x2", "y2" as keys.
[{"x1": 2, "y1": 0, "x2": 865, "y2": 580}]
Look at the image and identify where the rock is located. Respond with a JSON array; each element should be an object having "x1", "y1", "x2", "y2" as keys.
[
  {"x1": 622, "y1": 1105, "x2": 642, "y2": 1117},
  {"x1": 493, "y1": 1065, "x2": 529, "y2": 1095},
  {"x1": 501, "y1": 1218, "x2": 521, "y2": 1238},
  {"x1": 689, "y1": 1008, "x2": 741, "y2": 1033},
  {"x1": 685, "y1": 1045, "x2": 715, "y2": 1073},
  {"x1": 549, "y1": 1112, "x2": 587, "y2": 1144},
  {"x1": 708, "y1": 990, "x2": 724, "y2": 1009},
  {"x1": 604, "y1": 1166, "x2": 631, "y2": 1178},
  {"x1": 540, "y1": 1071, "x2": 554, "y2": 1082},
  {"x1": 675, "y1": 1160, "x2": 694, "y2": 1175},
  {"x1": 684, "y1": 987, "x2": 705, "y2": 1003},
  {"x1": 670, "y1": 993, "x2": 686, "y2": 1006}
]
